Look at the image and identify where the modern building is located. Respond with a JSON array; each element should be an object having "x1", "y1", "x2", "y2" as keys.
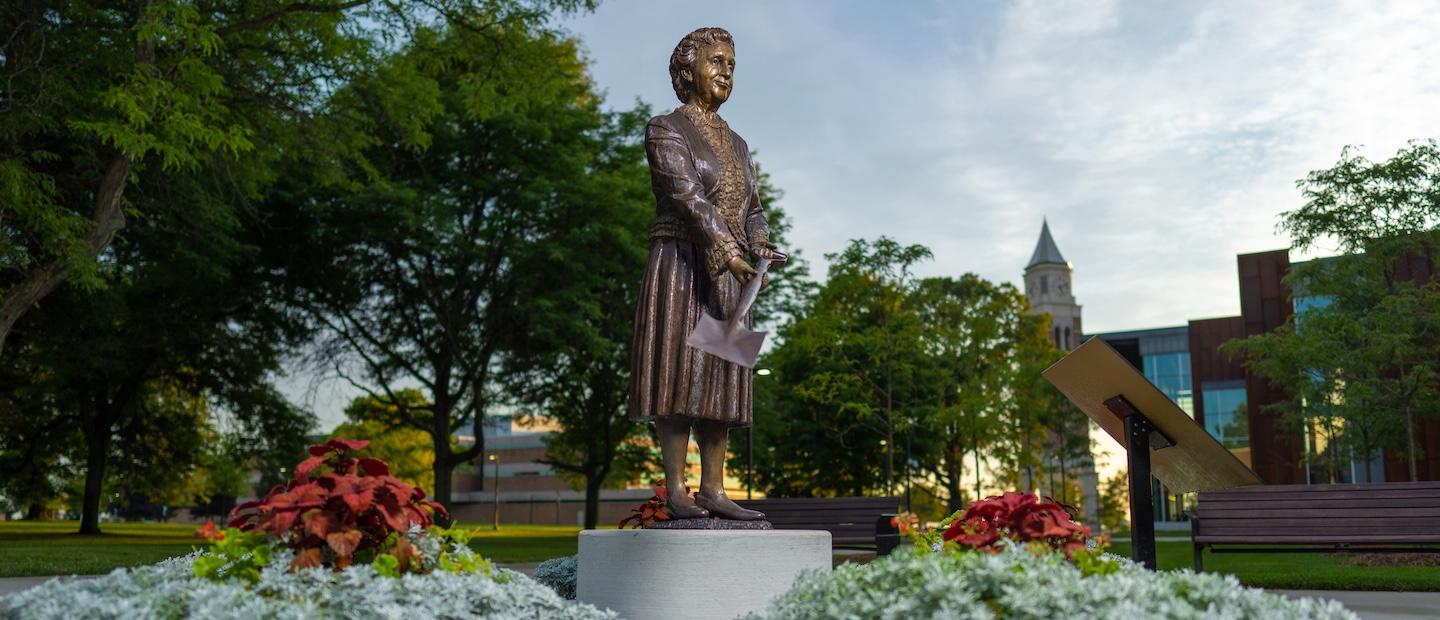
[
  {"x1": 1062, "y1": 239, "x2": 1440, "y2": 505},
  {"x1": 448, "y1": 415, "x2": 652, "y2": 526}
]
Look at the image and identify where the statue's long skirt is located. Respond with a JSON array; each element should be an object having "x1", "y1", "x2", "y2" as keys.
[{"x1": 627, "y1": 237, "x2": 752, "y2": 426}]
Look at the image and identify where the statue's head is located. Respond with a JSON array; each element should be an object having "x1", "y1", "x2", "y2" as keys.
[{"x1": 669, "y1": 27, "x2": 735, "y2": 109}]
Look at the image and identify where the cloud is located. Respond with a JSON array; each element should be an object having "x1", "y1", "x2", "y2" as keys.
[{"x1": 297, "y1": 1, "x2": 1440, "y2": 431}]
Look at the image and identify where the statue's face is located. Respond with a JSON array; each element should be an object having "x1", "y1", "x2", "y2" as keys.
[{"x1": 686, "y1": 41, "x2": 734, "y2": 109}]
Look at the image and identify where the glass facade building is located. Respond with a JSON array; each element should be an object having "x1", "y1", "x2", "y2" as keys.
[
  {"x1": 1201, "y1": 380, "x2": 1248, "y2": 449},
  {"x1": 1143, "y1": 352, "x2": 1193, "y2": 418}
]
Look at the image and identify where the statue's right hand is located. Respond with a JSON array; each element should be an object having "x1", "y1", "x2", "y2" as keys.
[{"x1": 727, "y1": 255, "x2": 757, "y2": 285}]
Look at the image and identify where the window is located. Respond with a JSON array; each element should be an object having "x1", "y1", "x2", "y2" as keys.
[
  {"x1": 1143, "y1": 352, "x2": 1193, "y2": 416},
  {"x1": 1041, "y1": 275, "x2": 1048, "y2": 294},
  {"x1": 1202, "y1": 383, "x2": 1248, "y2": 449}
]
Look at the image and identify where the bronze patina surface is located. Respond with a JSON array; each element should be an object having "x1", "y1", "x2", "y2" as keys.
[{"x1": 627, "y1": 27, "x2": 783, "y2": 522}]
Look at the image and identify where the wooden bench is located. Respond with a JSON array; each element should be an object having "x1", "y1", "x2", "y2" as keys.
[
  {"x1": 738, "y1": 496, "x2": 902, "y2": 555},
  {"x1": 1190, "y1": 481, "x2": 1440, "y2": 571}
]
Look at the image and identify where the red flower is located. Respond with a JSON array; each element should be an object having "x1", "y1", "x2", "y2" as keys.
[
  {"x1": 226, "y1": 438, "x2": 445, "y2": 572},
  {"x1": 943, "y1": 517, "x2": 1001, "y2": 548},
  {"x1": 942, "y1": 491, "x2": 1092, "y2": 556},
  {"x1": 619, "y1": 485, "x2": 676, "y2": 529},
  {"x1": 196, "y1": 520, "x2": 225, "y2": 542}
]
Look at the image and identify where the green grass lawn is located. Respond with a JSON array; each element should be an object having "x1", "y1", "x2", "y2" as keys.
[
  {"x1": 5, "y1": 521, "x2": 1436, "y2": 591},
  {"x1": 0, "y1": 521, "x2": 592, "y2": 577},
  {"x1": 0, "y1": 521, "x2": 205, "y2": 578},
  {"x1": 1109, "y1": 541, "x2": 1440, "y2": 592},
  {"x1": 456, "y1": 523, "x2": 595, "y2": 564}
]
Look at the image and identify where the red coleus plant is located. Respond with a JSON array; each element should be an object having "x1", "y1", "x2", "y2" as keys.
[
  {"x1": 618, "y1": 485, "x2": 675, "y2": 529},
  {"x1": 228, "y1": 438, "x2": 448, "y2": 570},
  {"x1": 943, "y1": 491, "x2": 1090, "y2": 557}
]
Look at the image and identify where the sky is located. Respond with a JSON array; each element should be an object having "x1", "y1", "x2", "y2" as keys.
[
  {"x1": 294, "y1": 0, "x2": 1440, "y2": 432},
  {"x1": 559, "y1": 0, "x2": 1440, "y2": 332}
]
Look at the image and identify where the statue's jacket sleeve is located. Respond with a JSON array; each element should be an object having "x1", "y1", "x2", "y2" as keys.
[
  {"x1": 645, "y1": 115, "x2": 746, "y2": 277},
  {"x1": 741, "y1": 142, "x2": 771, "y2": 250}
]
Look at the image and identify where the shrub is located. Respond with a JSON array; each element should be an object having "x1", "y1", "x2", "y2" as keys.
[
  {"x1": 227, "y1": 438, "x2": 447, "y2": 572},
  {"x1": 938, "y1": 491, "x2": 1090, "y2": 557},
  {"x1": 0, "y1": 551, "x2": 617, "y2": 620},
  {"x1": 748, "y1": 544, "x2": 1357, "y2": 620},
  {"x1": 534, "y1": 555, "x2": 579, "y2": 600},
  {"x1": 618, "y1": 485, "x2": 672, "y2": 529}
]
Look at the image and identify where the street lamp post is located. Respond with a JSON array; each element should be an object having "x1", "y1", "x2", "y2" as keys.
[
  {"x1": 488, "y1": 454, "x2": 500, "y2": 531},
  {"x1": 751, "y1": 368, "x2": 772, "y2": 500}
]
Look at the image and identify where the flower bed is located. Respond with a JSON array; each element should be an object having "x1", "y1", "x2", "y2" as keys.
[
  {"x1": 1, "y1": 439, "x2": 614, "y2": 619},
  {"x1": 0, "y1": 550, "x2": 615, "y2": 620},
  {"x1": 749, "y1": 544, "x2": 1357, "y2": 620}
]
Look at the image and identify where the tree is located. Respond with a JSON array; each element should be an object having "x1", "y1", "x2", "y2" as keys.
[
  {"x1": 911, "y1": 274, "x2": 1036, "y2": 512},
  {"x1": 1097, "y1": 471, "x2": 1129, "y2": 532},
  {"x1": 333, "y1": 392, "x2": 445, "y2": 492},
  {"x1": 1227, "y1": 140, "x2": 1440, "y2": 481},
  {"x1": 500, "y1": 100, "x2": 657, "y2": 529},
  {"x1": 288, "y1": 18, "x2": 618, "y2": 510},
  {"x1": 1, "y1": 0, "x2": 591, "y2": 355},
  {"x1": 746, "y1": 238, "x2": 933, "y2": 497}
]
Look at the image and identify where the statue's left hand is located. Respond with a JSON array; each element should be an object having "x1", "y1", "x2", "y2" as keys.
[{"x1": 752, "y1": 243, "x2": 787, "y2": 265}]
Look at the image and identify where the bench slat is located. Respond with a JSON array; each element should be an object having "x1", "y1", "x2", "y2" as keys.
[
  {"x1": 1195, "y1": 535, "x2": 1440, "y2": 544},
  {"x1": 1209, "y1": 481, "x2": 1440, "y2": 493},
  {"x1": 1203, "y1": 490, "x2": 1440, "y2": 502},
  {"x1": 1198, "y1": 508, "x2": 1440, "y2": 519},
  {"x1": 1200, "y1": 498, "x2": 1440, "y2": 511}
]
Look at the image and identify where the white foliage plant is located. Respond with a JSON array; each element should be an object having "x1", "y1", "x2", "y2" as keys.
[
  {"x1": 0, "y1": 548, "x2": 616, "y2": 620},
  {"x1": 749, "y1": 543, "x2": 1358, "y2": 620}
]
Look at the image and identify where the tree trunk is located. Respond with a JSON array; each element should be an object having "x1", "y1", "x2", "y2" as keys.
[
  {"x1": 431, "y1": 456, "x2": 454, "y2": 520},
  {"x1": 973, "y1": 441, "x2": 982, "y2": 502},
  {"x1": 25, "y1": 503, "x2": 44, "y2": 520},
  {"x1": 0, "y1": 154, "x2": 132, "y2": 357},
  {"x1": 79, "y1": 400, "x2": 115, "y2": 535},
  {"x1": 1405, "y1": 402, "x2": 1418, "y2": 482},
  {"x1": 885, "y1": 422, "x2": 894, "y2": 497},
  {"x1": 583, "y1": 469, "x2": 605, "y2": 530},
  {"x1": 944, "y1": 445, "x2": 963, "y2": 513}
]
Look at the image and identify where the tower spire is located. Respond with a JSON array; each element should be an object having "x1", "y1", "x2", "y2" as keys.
[{"x1": 1027, "y1": 218, "x2": 1067, "y2": 268}]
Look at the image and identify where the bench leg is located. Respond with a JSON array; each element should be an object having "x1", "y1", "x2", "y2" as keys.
[{"x1": 1193, "y1": 543, "x2": 1204, "y2": 573}]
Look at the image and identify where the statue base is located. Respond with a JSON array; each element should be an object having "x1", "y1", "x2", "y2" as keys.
[
  {"x1": 643, "y1": 517, "x2": 773, "y2": 530},
  {"x1": 576, "y1": 529, "x2": 830, "y2": 620}
]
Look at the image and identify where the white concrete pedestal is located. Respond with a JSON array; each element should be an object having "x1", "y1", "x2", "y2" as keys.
[{"x1": 576, "y1": 529, "x2": 830, "y2": 620}]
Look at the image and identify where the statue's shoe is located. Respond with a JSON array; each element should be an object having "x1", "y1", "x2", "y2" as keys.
[
  {"x1": 694, "y1": 492, "x2": 766, "y2": 521},
  {"x1": 665, "y1": 498, "x2": 710, "y2": 519}
]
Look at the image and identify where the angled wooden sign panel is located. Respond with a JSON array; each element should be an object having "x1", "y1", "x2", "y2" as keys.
[{"x1": 1043, "y1": 337, "x2": 1260, "y2": 494}]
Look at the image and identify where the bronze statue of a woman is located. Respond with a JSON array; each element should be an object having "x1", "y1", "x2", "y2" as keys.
[{"x1": 628, "y1": 27, "x2": 783, "y2": 521}]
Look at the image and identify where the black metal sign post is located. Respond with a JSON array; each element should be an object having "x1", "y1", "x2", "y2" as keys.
[{"x1": 1104, "y1": 395, "x2": 1173, "y2": 571}]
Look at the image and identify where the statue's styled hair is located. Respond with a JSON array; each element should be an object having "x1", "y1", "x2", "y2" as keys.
[{"x1": 668, "y1": 27, "x2": 734, "y2": 103}]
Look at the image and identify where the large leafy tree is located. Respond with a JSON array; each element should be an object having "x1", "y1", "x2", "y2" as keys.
[
  {"x1": 0, "y1": 142, "x2": 321, "y2": 532},
  {"x1": 287, "y1": 17, "x2": 620, "y2": 510},
  {"x1": 0, "y1": 0, "x2": 591, "y2": 356},
  {"x1": 1227, "y1": 140, "x2": 1440, "y2": 481},
  {"x1": 500, "y1": 103, "x2": 655, "y2": 529},
  {"x1": 745, "y1": 238, "x2": 934, "y2": 497},
  {"x1": 911, "y1": 274, "x2": 1046, "y2": 512}
]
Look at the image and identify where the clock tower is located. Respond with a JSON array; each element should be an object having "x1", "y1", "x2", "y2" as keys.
[
  {"x1": 1024, "y1": 219, "x2": 1082, "y2": 350},
  {"x1": 1023, "y1": 219, "x2": 1097, "y2": 525}
]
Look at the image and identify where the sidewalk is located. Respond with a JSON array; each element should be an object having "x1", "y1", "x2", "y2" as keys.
[{"x1": 1273, "y1": 590, "x2": 1440, "y2": 620}]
